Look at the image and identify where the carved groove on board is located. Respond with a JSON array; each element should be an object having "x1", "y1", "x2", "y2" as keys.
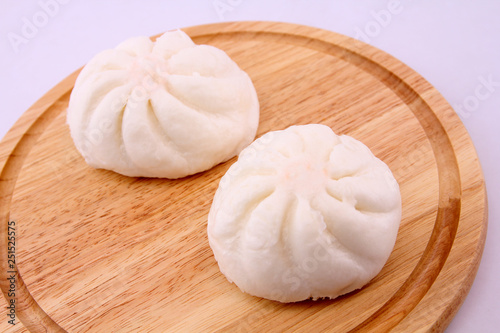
[
  {"x1": 190, "y1": 28, "x2": 464, "y2": 330},
  {"x1": 0, "y1": 91, "x2": 74, "y2": 333}
]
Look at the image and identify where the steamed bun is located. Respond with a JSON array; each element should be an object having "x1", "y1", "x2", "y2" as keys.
[
  {"x1": 67, "y1": 30, "x2": 259, "y2": 178},
  {"x1": 208, "y1": 124, "x2": 401, "y2": 303}
]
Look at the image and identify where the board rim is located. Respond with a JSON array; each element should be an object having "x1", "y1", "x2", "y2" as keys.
[{"x1": 0, "y1": 21, "x2": 487, "y2": 333}]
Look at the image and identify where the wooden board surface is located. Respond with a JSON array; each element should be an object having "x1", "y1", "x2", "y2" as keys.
[{"x1": 0, "y1": 21, "x2": 487, "y2": 333}]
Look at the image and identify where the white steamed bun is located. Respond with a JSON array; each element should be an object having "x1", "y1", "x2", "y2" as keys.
[
  {"x1": 208, "y1": 124, "x2": 401, "y2": 302},
  {"x1": 67, "y1": 30, "x2": 259, "y2": 178}
]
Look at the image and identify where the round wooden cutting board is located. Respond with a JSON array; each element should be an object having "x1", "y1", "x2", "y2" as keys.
[{"x1": 0, "y1": 22, "x2": 487, "y2": 333}]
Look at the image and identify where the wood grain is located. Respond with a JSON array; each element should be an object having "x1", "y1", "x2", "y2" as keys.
[{"x1": 0, "y1": 21, "x2": 487, "y2": 333}]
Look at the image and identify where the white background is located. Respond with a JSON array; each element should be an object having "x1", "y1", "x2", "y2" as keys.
[{"x1": 0, "y1": 1, "x2": 498, "y2": 332}]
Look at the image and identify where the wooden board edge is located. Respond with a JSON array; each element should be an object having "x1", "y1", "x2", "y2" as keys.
[{"x1": 0, "y1": 21, "x2": 488, "y2": 333}]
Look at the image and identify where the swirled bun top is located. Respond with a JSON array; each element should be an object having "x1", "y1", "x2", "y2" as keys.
[
  {"x1": 67, "y1": 30, "x2": 259, "y2": 178},
  {"x1": 208, "y1": 124, "x2": 401, "y2": 302}
]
